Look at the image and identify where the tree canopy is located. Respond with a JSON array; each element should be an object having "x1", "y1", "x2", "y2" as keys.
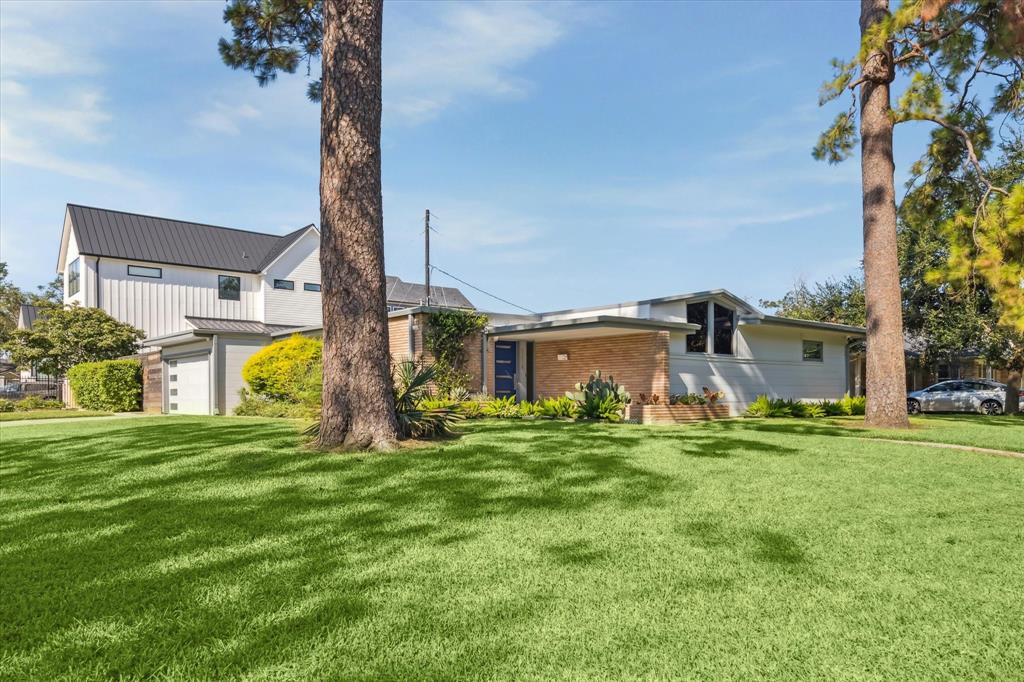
[{"x1": 3, "y1": 305, "x2": 144, "y2": 377}]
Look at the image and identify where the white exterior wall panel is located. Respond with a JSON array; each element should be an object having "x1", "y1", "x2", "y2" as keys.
[
  {"x1": 218, "y1": 337, "x2": 270, "y2": 414},
  {"x1": 262, "y1": 230, "x2": 322, "y2": 326},
  {"x1": 669, "y1": 325, "x2": 851, "y2": 414},
  {"x1": 96, "y1": 258, "x2": 262, "y2": 338}
]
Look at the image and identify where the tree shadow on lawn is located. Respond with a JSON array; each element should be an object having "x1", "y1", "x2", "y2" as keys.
[{"x1": 0, "y1": 417, "x2": 809, "y2": 678}]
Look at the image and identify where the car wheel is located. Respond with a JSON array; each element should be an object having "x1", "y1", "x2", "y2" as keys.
[
  {"x1": 980, "y1": 400, "x2": 1002, "y2": 416},
  {"x1": 907, "y1": 399, "x2": 921, "y2": 414}
]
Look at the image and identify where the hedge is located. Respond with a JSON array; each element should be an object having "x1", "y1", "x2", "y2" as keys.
[{"x1": 67, "y1": 359, "x2": 142, "y2": 412}]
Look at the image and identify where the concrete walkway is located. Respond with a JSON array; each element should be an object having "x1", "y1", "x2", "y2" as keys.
[
  {"x1": 856, "y1": 437, "x2": 1024, "y2": 459},
  {"x1": 0, "y1": 412, "x2": 156, "y2": 428}
]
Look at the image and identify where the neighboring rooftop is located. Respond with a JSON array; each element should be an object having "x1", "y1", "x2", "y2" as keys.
[
  {"x1": 64, "y1": 204, "x2": 315, "y2": 274},
  {"x1": 386, "y1": 275, "x2": 474, "y2": 310},
  {"x1": 17, "y1": 304, "x2": 42, "y2": 331}
]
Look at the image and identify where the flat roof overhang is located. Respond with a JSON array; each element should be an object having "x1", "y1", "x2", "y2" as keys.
[
  {"x1": 488, "y1": 315, "x2": 700, "y2": 341},
  {"x1": 740, "y1": 315, "x2": 867, "y2": 336}
]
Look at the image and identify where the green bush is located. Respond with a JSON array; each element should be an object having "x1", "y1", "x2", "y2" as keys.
[
  {"x1": 538, "y1": 396, "x2": 579, "y2": 419},
  {"x1": 242, "y1": 335, "x2": 322, "y2": 402},
  {"x1": 67, "y1": 359, "x2": 141, "y2": 412},
  {"x1": 745, "y1": 395, "x2": 793, "y2": 418},
  {"x1": 517, "y1": 400, "x2": 540, "y2": 417},
  {"x1": 839, "y1": 392, "x2": 867, "y2": 416},
  {"x1": 458, "y1": 400, "x2": 484, "y2": 419},
  {"x1": 0, "y1": 398, "x2": 14, "y2": 413},
  {"x1": 234, "y1": 389, "x2": 315, "y2": 418},
  {"x1": 670, "y1": 393, "x2": 706, "y2": 406},
  {"x1": 481, "y1": 395, "x2": 520, "y2": 418}
]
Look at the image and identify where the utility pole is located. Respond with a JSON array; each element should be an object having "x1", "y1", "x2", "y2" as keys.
[{"x1": 424, "y1": 209, "x2": 431, "y2": 307}]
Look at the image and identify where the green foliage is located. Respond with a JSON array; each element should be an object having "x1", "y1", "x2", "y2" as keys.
[
  {"x1": 67, "y1": 360, "x2": 142, "y2": 412},
  {"x1": 786, "y1": 400, "x2": 826, "y2": 419},
  {"x1": 13, "y1": 396, "x2": 62, "y2": 411},
  {"x1": 670, "y1": 393, "x2": 707, "y2": 406},
  {"x1": 0, "y1": 398, "x2": 14, "y2": 413},
  {"x1": 481, "y1": 395, "x2": 520, "y2": 419},
  {"x1": 537, "y1": 396, "x2": 579, "y2": 419},
  {"x1": 234, "y1": 389, "x2": 315, "y2": 418},
  {"x1": 0, "y1": 263, "x2": 63, "y2": 345},
  {"x1": 457, "y1": 400, "x2": 483, "y2": 419},
  {"x1": 242, "y1": 335, "x2": 323, "y2": 402},
  {"x1": 219, "y1": 0, "x2": 323, "y2": 101},
  {"x1": 391, "y1": 361, "x2": 462, "y2": 438},
  {"x1": 424, "y1": 310, "x2": 488, "y2": 398},
  {"x1": 813, "y1": 111, "x2": 857, "y2": 164},
  {"x1": 746, "y1": 395, "x2": 793, "y2": 418},
  {"x1": 517, "y1": 400, "x2": 540, "y2": 417},
  {"x1": 3, "y1": 305, "x2": 143, "y2": 377},
  {"x1": 839, "y1": 393, "x2": 867, "y2": 416},
  {"x1": 760, "y1": 275, "x2": 866, "y2": 327},
  {"x1": 566, "y1": 370, "x2": 630, "y2": 421}
]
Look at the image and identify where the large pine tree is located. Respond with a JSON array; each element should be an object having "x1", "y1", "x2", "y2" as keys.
[
  {"x1": 220, "y1": 0, "x2": 399, "y2": 449},
  {"x1": 815, "y1": 0, "x2": 1022, "y2": 427}
]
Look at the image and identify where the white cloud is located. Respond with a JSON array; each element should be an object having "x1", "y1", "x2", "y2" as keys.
[
  {"x1": 384, "y1": 2, "x2": 573, "y2": 124},
  {"x1": 191, "y1": 102, "x2": 262, "y2": 135},
  {"x1": 0, "y1": 2, "x2": 103, "y2": 77}
]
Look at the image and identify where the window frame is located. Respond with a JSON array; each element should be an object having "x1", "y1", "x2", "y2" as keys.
[
  {"x1": 712, "y1": 303, "x2": 735, "y2": 356},
  {"x1": 273, "y1": 279, "x2": 295, "y2": 291},
  {"x1": 802, "y1": 340, "x2": 824, "y2": 362},
  {"x1": 218, "y1": 274, "x2": 241, "y2": 301},
  {"x1": 67, "y1": 257, "x2": 81, "y2": 297},
  {"x1": 127, "y1": 264, "x2": 162, "y2": 279},
  {"x1": 685, "y1": 301, "x2": 709, "y2": 353},
  {"x1": 303, "y1": 282, "x2": 321, "y2": 292}
]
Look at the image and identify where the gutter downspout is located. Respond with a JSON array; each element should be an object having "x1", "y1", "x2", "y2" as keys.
[
  {"x1": 95, "y1": 257, "x2": 101, "y2": 309},
  {"x1": 210, "y1": 334, "x2": 219, "y2": 415},
  {"x1": 481, "y1": 331, "x2": 488, "y2": 394},
  {"x1": 407, "y1": 314, "x2": 415, "y2": 359}
]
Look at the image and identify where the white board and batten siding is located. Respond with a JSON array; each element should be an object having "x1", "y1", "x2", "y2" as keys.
[
  {"x1": 93, "y1": 258, "x2": 262, "y2": 338},
  {"x1": 669, "y1": 325, "x2": 851, "y2": 415},
  {"x1": 262, "y1": 229, "x2": 322, "y2": 327}
]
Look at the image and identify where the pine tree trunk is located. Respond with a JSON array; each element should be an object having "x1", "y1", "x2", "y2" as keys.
[
  {"x1": 859, "y1": 0, "x2": 910, "y2": 429},
  {"x1": 1006, "y1": 370, "x2": 1021, "y2": 414},
  {"x1": 317, "y1": 0, "x2": 400, "y2": 450}
]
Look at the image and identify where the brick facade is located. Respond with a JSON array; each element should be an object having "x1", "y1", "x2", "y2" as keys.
[
  {"x1": 141, "y1": 351, "x2": 163, "y2": 413},
  {"x1": 387, "y1": 313, "x2": 489, "y2": 394},
  {"x1": 533, "y1": 332, "x2": 670, "y2": 400}
]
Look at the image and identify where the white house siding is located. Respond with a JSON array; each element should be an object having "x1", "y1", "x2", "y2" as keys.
[
  {"x1": 218, "y1": 336, "x2": 270, "y2": 414},
  {"x1": 96, "y1": 258, "x2": 262, "y2": 338},
  {"x1": 262, "y1": 230, "x2": 322, "y2": 326},
  {"x1": 539, "y1": 302, "x2": 650, "y2": 322},
  {"x1": 668, "y1": 325, "x2": 851, "y2": 415},
  {"x1": 62, "y1": 232, "x2": 89, "y2": 307}
]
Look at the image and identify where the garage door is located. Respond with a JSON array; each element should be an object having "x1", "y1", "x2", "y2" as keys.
[{"x1": 167, "y1": 355, "x2": 210, "y2": 415}]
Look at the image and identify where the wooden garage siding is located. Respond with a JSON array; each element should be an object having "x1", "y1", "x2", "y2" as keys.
[
  {"x1": 141, "y1": 351, "x2": 162, "y2": 413},
  {"x1": 532, "y1": 332, "x2": 671, "y2": 400}
]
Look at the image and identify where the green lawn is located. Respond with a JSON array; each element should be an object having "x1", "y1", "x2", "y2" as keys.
[
  {"x1": 2, "y1": 416, "x2": 1023, "y2": 680},
  {"x1": 0, "y1": 409, "x2": 113, "y2": 422}
]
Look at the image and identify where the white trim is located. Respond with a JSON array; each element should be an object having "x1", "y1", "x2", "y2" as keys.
[{"x1": 258, "y1": 225, "x2": 320, "y2": 273}]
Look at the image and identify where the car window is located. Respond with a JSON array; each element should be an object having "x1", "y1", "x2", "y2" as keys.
[
  {"x1": 947, "y1": 382, "x2": 972, "y2": 392},
  {"x1": 966, "y1": 381, "x2": 995, "y2": 391},
  {"x1": 926, "y1": 383, "x2": 951, "y2": 392}
]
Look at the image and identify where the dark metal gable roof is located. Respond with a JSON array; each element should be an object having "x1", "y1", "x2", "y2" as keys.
[
  {"x1": 385, "y1": 276, "x2": 474, "y2": 309},
  {"x1": 67, "y1": 204, "x2": 312, "y2": 274}
]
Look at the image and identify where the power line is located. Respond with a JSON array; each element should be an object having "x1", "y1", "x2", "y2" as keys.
[{"x1": 430, "y1": 265, "x2": 538, "y2": 314}]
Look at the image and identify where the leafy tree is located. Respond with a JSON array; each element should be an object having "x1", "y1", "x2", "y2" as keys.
[
  {"x1": 220, "y1": 0, "x2": 399, "y2": 449},
  {"x1": 28, "y1": 275, "x2": 63, "y2": 307},
  {"x1": 814, "y1": 0, "x2": 1023, "y2": 427},
  {"x1": 3, "y1": 305, "x2": 143, "y2": 378},
  {"x1": 760, "y1": 275, "x2": 866, "y2": 327},
  {"x1": 0, "y1": 263, "x2": 24, "y2": 345}
]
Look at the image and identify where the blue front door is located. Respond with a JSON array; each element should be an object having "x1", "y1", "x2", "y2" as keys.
[{"x1": 494, "y1": 341, "x2": 517, "y2": 398}]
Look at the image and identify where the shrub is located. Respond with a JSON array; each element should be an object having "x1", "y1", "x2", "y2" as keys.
[
  {"x1": 518, "y1": 400, "x2": 540, "y2": 417},
  {"x1": 567, "y1": 370, "x2": 629, "y2": 421},
  {"x1": 392, "y1": 361, "x2": 462, "y2": 438},
  {"x1": 787, "y1": 399, "x2": 825, "y2": 418},
  {"x1": 234, "y1": 389, "x2": 314, "y2": 418},
  {"x1": 839, "y1": 392, "x2": 866, "y2": 416},
  {"x1": 423, "y1": 310, "x2": 489, "y2": 397},
  {"x1": 14, "y1": 396, "x2": 62, "y2": 411},
  {"x1": 745, "y1": 395, "x2": 793, "y2": 418},
  {"x1": 670, "y1": 393, "x2": 707, "y2": 406},
  {"x1": 457, "y1": 400, "x2": 484, "y2": 419},
  {"x1": 67, "y1": 359, "x2": 141, "y2": 412},
  {"x1": 242, "y1": 335, "x2": 322, "y2": 402},
  {"x1": 819, "y1": 399, "x2": 845, "y2": 416},
  {"x1": 481, "y1": 395, "x2": 520, "y2": 418},
  {"x1": 0, "y1": 399, "x2": 14, "y2": 413},
  {"x1": 538, "y1": 396, "x2": 579, "y2": 419}
]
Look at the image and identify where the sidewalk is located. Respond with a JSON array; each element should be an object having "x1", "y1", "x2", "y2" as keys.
[{"x1": 0, "y1": 412, "x2": 157, "y2": 428}]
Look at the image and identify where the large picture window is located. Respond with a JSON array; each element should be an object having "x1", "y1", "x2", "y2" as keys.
[
  {"x1": 713, "y1": 304, "x2": 734, "y2": 355},
  {"x1": 686, "y1": 302, "x2": 707, "y2": 353},
  {"x1": 67, "y1": 258, "x2": 80, "y2": 297},
  {"x1": 802, "y1": 340, "x2": 824, "y2": 361},
  {"x1": 218, "y1": 275, "x2": 240, "y2": 301}
]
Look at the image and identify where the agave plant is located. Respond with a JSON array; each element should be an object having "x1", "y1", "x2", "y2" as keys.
[{"x1": 567, "y1": 370, "x2": 630, "y2": 421}]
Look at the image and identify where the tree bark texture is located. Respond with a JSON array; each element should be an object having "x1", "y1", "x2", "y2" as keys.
[
  {"x1": 859, "y1": 0, "x2": 910, "y2": 429},
  {"x1": 317, "y1": 0, "x2": 400, "y2": 449},
  {"x1": 1005, "y1": 370, "x2": 1021, "y2": 414}
]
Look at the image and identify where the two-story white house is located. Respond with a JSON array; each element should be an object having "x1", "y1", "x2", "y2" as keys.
[{"x1": 49, "y1": 204, "x2": 472, "y2": 415}]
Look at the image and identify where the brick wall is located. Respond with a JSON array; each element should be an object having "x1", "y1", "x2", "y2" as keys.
[
  {"x1": 533, "y1": 332, "x2": 670, "y2": 400},
  {"x1": 387, "y1": 313, "x2": 490, "y2": 394}
]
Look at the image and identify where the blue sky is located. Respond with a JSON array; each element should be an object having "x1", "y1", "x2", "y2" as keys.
[{"x1": 0, "y1": 0, "x2": 932, "y2": 312}]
